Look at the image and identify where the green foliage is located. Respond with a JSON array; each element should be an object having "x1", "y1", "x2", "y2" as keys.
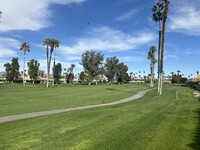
[
  {"x1": 53, "y1": 63, "x2": 62, "y2": 83},
  {"x1": 104, "y1": 57, "x2": 119, "y2": 83},
  {"x1": 66, "y1": 73, "x2": 74, "y2": 84},
  {"x1": 124, "y1": 73, "x2": 131, "y2": 82},
  {"x1": 172, "y1": 74, "x2": 181, "y2": 84},
  {"x1": 116, "y1": 62, "x2": 128, "y2": 84},
  {"x1": 66, "y1": 64, "x2": 75, "y2": 84},
  {"x1": 81, "y1": 50, "x2": 104, "y2": 83},
  {"x1": 152, "y1": 1, "x2": 165, "y2": 22},
  {"x1": 148, "y1": 46, "x2": 157, "y2": 87},
  {"x1": 20, "y1": 42, "x2": 30, "y2": 54},
  {"x1": 180, "y1": 77, "x2": 188, "y2": 84},
  {"x1": 172, "y1": 74, "x2": 187, "y2": 84},
  {"x1": 79, "y1": 71, "x2": 86, "y2": 83},
  {"x1": 38, "y1": 70, "x2": 45, "y2": 77},
  {"x1": 147, "y1": 46, "x2": 157, "y2": 63},
  {"x1": 4, "y1": 57, "x2": 20, "y2": 82},
  {"x1": 27, "y1": 59, "x2": 40, "y2": 80},
  {"x1": 4, "y1": 63, "x2": 12, "y2": 81}
]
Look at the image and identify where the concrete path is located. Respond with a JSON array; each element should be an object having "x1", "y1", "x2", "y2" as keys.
[{"x1": 0, "y1": 89, "x2": 152, "y2": 123}]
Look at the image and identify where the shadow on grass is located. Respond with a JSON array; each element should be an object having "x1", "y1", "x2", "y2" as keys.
[
  {"x1": 106, "y1": 88, "x2": 116, "y2": 91},
  {"x1": 189, "y1": 109, "x2": 200, "y2": 150}
]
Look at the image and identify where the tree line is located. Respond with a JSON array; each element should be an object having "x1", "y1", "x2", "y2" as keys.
[{"x1": 3, "y1": 50, "x2": 131, "y2": 85}]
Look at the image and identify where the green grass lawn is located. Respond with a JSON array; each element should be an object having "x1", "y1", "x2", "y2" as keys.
[
  {"x1": 0, "y1": 83, "x2": 149, "y2": 116},
  {"x1": 0, "y1": 85, "x2": 199, "y2": 150}
]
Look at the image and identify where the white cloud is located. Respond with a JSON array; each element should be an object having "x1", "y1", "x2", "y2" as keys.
[
  {"x1": 116, "y1": 9, "x2": 138, "y2": 21},
  {"x1": 51, "y1": 0, "x2": 86, "y2": 4},
  {"x1": 0, "y1": 48, "x2": 17, "y2": 58},
  {"x1": 59, "y1": 26, "x2": 156, "y2": 56},
  {"x1": 0, "y1": 0, "x2": 86, "y2": 32},
  {"x1": 0, "y1": 37, "x2": 21, "y2": 72},
  {"x1": 119, "y1": 56, "x2": 146, "y2": 62},
  {"x1": 0, "y1": 37, "x2": 19, "y2": 58},
  {"x1": 169, "y1": 0, "x2": 200, "y2": 35}
]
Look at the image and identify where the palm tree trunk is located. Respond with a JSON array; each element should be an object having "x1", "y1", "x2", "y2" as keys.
[
  {"x1": 160, "y1": 72, "x2": 163, "y2": 95},
  {"x1": 157, "y1": 29, "x2": 162, "y2": 94},
  {"x1": 160, "y1": 0, "x2": 169, "y2": 95},
  {"x1": 52, "y1": 49, "x2": 56, "y2": 86},
  {"x1": 23, "y1": 52, "x2": 26, "y2": 86},
  {"x1": 46, "y1": 46, "x2": 49, "y2": 88},
  {"x1": 48, "y1": 48, "x2": 53, "y2": 86},
  {"x1": 150, "y1": 62, "x2": 153, "y2": 87},
  {"x1": 152, "y1": 63, "x2": 155, "y2": 86}
]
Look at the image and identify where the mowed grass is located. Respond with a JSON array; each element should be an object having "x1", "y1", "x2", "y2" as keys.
[
  {"x1": 0, "y1": 85, "x2": 200, "y2": 150},
  {"x1": 0, "y1": 83, "x2": 149, "y2": 116}
]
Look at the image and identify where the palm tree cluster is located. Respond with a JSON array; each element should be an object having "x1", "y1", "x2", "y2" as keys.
[
  {"x1": 43, "y1": 38, "x2": 60, "y2": 87},
  {"x1": 152, "y1": 0, "x2": 170, "y2": 95},
  {"x1": 19, "y1": 38, "x2": 60, "y2": 87}
]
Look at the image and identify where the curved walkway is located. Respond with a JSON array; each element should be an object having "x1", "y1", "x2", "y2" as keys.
[{"x1": 0, "y1": 89, "x2": 152, "y2": 123}]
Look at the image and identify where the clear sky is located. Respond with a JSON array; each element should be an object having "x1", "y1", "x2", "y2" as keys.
[{"x1": 0, "y1": 0, "x2": 199, "y2": 78}]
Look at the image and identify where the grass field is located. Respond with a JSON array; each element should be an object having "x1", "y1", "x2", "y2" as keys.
[
  {"x1": 0, "y1": 85, "x2": 200, "y2": 150},
  {"x1": 0, "y1": 83, "x2": 149, "y2": 116}
]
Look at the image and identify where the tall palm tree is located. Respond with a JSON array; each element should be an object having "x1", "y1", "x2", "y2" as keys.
[
  {"x1": 148, "y1": 46, "x2": 157, "y2": 87},
  {"x1": 160, "y1": 0, "x2": 170, "y2": 94},
  {"x1": 152, "y1": 0, "x2": 169, "y2": 95},
  {"x1": 43, "y1": 38, "x2": 50, "y2": 87},
  {"x1": 20, "y1": 42, "x2": 30, "y2": 86},
  {"x1": 152, "y1": 0, "x2": 165, "y2": 94},
  {"x1": 43, "y1": 38, "x2": 60, "y2": 87}
]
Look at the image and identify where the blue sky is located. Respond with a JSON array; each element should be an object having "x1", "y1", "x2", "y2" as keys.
[{"x1": 0, "y1": 0, "x2": 200, "y2": 78}]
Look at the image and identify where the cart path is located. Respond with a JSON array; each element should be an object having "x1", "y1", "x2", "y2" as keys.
[{"x1": 0, "y1": 89, "x2": 152, "y2": 123}]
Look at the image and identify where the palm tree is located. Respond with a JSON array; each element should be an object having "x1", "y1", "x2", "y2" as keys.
[
  {"x1": 43, "y1": 38, "x2": 50, "y2": 87},
  {"x1": 143, "y1": 71, "x2": 145, "y2": 79},
  {"x1": 139, "y1": 71, "x2": 141, "y2": 79},
  {"x1": 148, "y1": 46, "x2": 157, "y2": 87},
  {"x1": 43, "y1": 38, "x2": 60, "y2": 87},
  {"x1": 52, "y1": 39, "x2": 60, "y2": 86},
  {"x1": 177, "y1": 70, "x2": 181, "y2": 75},
  {"x1": 20, "y1": 42, "x2": 30, "y2": 86},
  {"x1": 67, "y1": 64, "x2": 76, "y2": 84},
  {"x1": 152, "y1": 1, "x2": 165, "y2": 94},
  {"x1": 152, "y1": 0, "x2": 169, "y2": 95},
  {"x1": 160, "y1": 0, "x2": 170, "y2": 94}
]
